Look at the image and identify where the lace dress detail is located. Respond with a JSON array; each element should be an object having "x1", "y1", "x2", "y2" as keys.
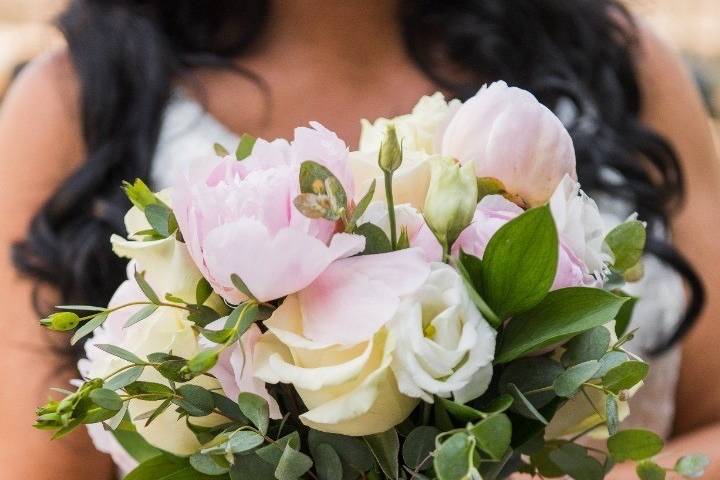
[{"x1": 151, "y1": 92, "x2": 686, "y2": 441}]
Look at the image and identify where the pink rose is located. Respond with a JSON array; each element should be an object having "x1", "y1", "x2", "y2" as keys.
[
  {"x1": 453, "y1": 195, "x2": 597, "y2": 289},
  {"x1": 442, "y1": 81, "x2": 576, "y2": 207},
  {"x1": 174, "y1": 123, "x2": 366, "y2": 303}
]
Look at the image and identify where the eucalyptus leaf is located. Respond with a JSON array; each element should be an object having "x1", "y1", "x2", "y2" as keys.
[
  {"x1": 469, "y1": 413, "x2": 512, "y2": 461},
  {"x1": 480, "y1": 205, "x2": 558, "y2": 320},
  {"x1": 145, "y1": 203, "x2": 178, "y2": 238},
  {"x1": 548, "y1": 443, "x2": 603, "y2": 480},
  {"x1": 105, "y1": 365, "x2": 145, "y2": 391},
  {"x1": 364, "y1": 429, "x2": 400, "y2": 480},
  {"x1": 95, "y1": 344, "x2": 144, "y2": 364},
  {"x1": 560, "y1": 327, "x2": 611, "y2": 367},
  {"x1": 602, "y1": 361, "x2": 649, "y2": 394},
  {"x1": 70, "y1": 312, "x2": 108, "y2": 345},
  {"x1": 605, "y1": 220, "x2": 646, "y2": 271},
  {"x1": 593, "y1": 351, "x2": 629, "y2": 379},
  {"x1": 231, "y1": 274, "x2": 257, "y2": 302},
  {"x1": 238, "y1": 392, "x2": 270, "y2": 434},
  {"x1": 231, "y1": 453, "x2": 275, "y2": 480},
  {"x1": 124, "y1": 305, "x2": 159, "y2": 328},
  {"x1": 308, "y1": 431, "x2": 374, "y2": 480},
  {"x1": 506, "y1": 384, "x2": 548, "y2": 425},
  {"x1": 226, "y1": 431, "x2": 264, "y2": 454},
  {"x1": 607, "y1": 429, "x2": 664, "y2": 462},
  {"x1": 553, "y1": 360, "x2": 600, "y2": 397},
  {"x1": 675, "y1": 453, "x2": 710, "y2": 478},
  {"x1": 636, "y1": 461, "x2": 666, "y2": 480},
  {"x1": 315, "y1": 444, "x2": 343, "y2": 480},
  {"x1": 275, "y1": 444, "x2": 313, "y2": 480},
  {"x1": 190, "y1": 452, "x2": 230, "y2": 476},
  {"x1": 439, "y1": 398, "x2": 485, "y2": 422},
  {"x1": 606, "y1": 395, "x2": 620, "y2": 436},
  {"x1": 134, "y1": 270, "x2": 161, "y2": 304},
  {"x1": 89, "y1": 388, "x2": 124, "y2": 411},
  {"x1": 496, "y1": 288, "x2": 627, "y2": 363},
  {"x1": 499, "y1": 357, "x2": 564, "y2": 417},
  {"x1": 175, "y1": 384, "x2": 215, "y2": 417},
  {"x1": 433, "y1": 432, "x2": 476, "y2": 480},
  {"x1": 257, "y1": 431, "x2": 300, "y2": 465},
  {"x1": 402, "y1": 426, "x2": 439, "y2": 471}
]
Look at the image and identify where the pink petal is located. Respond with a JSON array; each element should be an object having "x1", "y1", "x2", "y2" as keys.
[{"x1": 298, "y1": 248, "x2": 430, "y2": 345}]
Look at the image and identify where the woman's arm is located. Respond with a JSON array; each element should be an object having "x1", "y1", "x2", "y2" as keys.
[
  {"x1": 612, "y1": 19, "x2": 720, "y2": 479},
  {"x1": 0, "y1": 50, "x2": 114, "y2": 479}
]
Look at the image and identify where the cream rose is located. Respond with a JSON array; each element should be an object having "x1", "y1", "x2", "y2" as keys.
[
  {"x1": 350, "y1": 93, "x2": 461, "y2": 210},
  {"x1": 80, "y1": 197, "x2": 226, "y2": 457},
  {"x1": 388, "y1": 263, "x2": 496, "y2": 404},
  {"x1": 254, "y1": 295, "x2": 418, "y2": 436}
]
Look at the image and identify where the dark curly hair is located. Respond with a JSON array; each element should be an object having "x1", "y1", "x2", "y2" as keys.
[{"x1": 12, "y1": 0, "x2": 703, "y2": 355}]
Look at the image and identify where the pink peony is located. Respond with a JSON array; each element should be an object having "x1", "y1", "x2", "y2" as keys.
[
  {"x1": 442, "y1": 81, "x2": 576, "y2": 207},
  {"x1": 173, "y1": 123, "x2": 366, "y2": 304},
  {"x1": 453, "y1": 195, "x2": 597, "y2": 289}
]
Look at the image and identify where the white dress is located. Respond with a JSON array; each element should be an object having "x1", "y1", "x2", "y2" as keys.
[{"x1": 150, "y1": 92, "x2": 686, "y2": 440}]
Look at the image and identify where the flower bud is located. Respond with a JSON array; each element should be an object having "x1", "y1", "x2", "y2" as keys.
[
  {"x1": 40, "y1": 312, "x2": 81, "y2": 332},
  {"x1": 423, "y1": 156, "x2": 478, "y2": 248},
  {"x1": 378, "y1": 124, "x2": 402, "y2": 173}
]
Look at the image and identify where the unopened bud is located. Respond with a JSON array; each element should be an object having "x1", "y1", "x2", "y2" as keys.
[
  {"x1": 423, "y1": 156, "x2": 478, "y2": 248},
  {"x1": 41, "y1": 312, "x2": 80, "y2": 332},
  {"x1": 378, "y1": 124, "x2": 402, "y2": 173}
]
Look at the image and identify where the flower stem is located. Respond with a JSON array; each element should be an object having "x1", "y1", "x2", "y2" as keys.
[{"x1": 384, "y1": 170, "x2": 397, "y2": 249}]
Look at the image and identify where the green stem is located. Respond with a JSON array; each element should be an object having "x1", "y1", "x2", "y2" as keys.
[{"x1": 384, "y1": 170, "x2": 397, "y2": 249}]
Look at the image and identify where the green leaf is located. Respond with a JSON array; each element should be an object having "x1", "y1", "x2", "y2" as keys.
[
  {"x1": 348, "y1": 179, "x2": 377, "y2": 231},
  {"x1": 212, "y1": 393, "x2": 244, "y2": 422},
  {"x1": 484, "y1": 394, "x2": 515, "y2": 415},
  {"x1": 122, "y1": 179, "x2": 159, "y2": 211},
  {"x1": 105, "y1": 365, "x2": 145, "y2": 391},
  {"x1": 70, "y1": 312, "x2": 108, "y2": 345},
  {"x1": 439, "y1": 398, "x2": 485, "y2": 423},
  {"x1": 614, "y1": 294, "x2": 638, "y2": 337},
  {"x1": 134, "y1": 270, "x2": 161, "y2": 304},
  {"x1": 593, "y1": 351, "x2": 629, "y2": 379},
  {"x1": 231, "y1": 274, "x2": 257, "y2": 302},
  {"x1": 548, "y1": 443, "x2": 603, "y2": 480},
  {"x1": 190, "y1": 452, "x2": 230, "y2": 476},
  {"x1": 636, "y1": 461, "x2": 666, "y2": 480},
  {"x1": 602, "y1": 361, "x2": 649, "y2": 394},
  {"x1": 145, "y1": 203, "x2": 178, "y2": 238},
  {"x1": 201, "y1": 327, "x2": 234, "y2": 344},
  {"x1": 95, "y1": 344, "x2": 144, "y2": 365},
  {"x1": 238, "y1": 392, "x2": 270, "y2": 434},
  {"x1": 112, "y1": 428, "x2": 163, "y2": 462},
  {"x1": 124, "y1": 381, "x2": 174, "y2": 399},
  {"x1": 175, "y1": 384, "x2": 215, "y2": 417},
  {"x1": 187, "y1": 349, "x2": 219, "y2": 373},
  {"x1": 480, "y1": 205, "x2": 558, "y2": 320},
  {"x1": 402, "y1": 426, "x2": 439, "y2": 471},
  {"x1": 187, "y1": 304, "x2": 222, "y2": 327},
  {"x1": 125, "y1": 455, "x2": 222, "y2": 480},
  {"x1": 299, "y1": 160, "x2": 346, "y2": 205},
  {"x1": 458, "y1": 250, "x2": 483, "y2": 292},
  {"x1": 364, "y1": 428, "x2": 400, "y2": 480},
  {"x1": 57, "y1": 304, "x2": 107, "y2": 312},
  {"x1": 138, "y1": 399, "x2": 173, "y2": 426},
  {"x1": 496, "y1": 288, "x2": 628, "y2": 363},
  {"x1": 226, "y1": 430, "x2": 264, "y2": 454},
  {"x1": 231, "y1": 453, "x2": 275, "y2": 480},
  {"x1": 89, "y1": 388, "x2": 124, "y2": 411},
  {"x1": 553, "y1": 360, "x2": 600, "y2": 397},
  {"x1": 124, "y1": 304, "x2": 159, "y2": 328},
  {"x1": 315, "y1": 444, "x2": 343, "y2": 480},
  {"x1": 469, "y1": 413, "x2": 512, "y2": 461},
  {"x1": 235, "y1": 133, "x2": 257, "y2": 160},
  {"x1": 308, "y1": 431, "x2": 374, "y2": 480},
  {"x1": 561, "y1": 326, "x2": 611, "y2": 367},
  {"x1": 605, "y1": 220, "x2": 646, "y2": 271},
  {"x1": 506, "y1": 384, "x2": 548, "y2": 425},
  {"x1": 275, "y1": 444, "x2": 313, "y2": 480},
  {"x1": 433, "y1": 432, "x2": 476, "y2": 480},
  {"x1": 607, "y1": 429, "x2": 664, "y2": 462},
  {"x1": 257, "y1": 432, "x2": 301, "y2": 465},
  {"x1": 157, "y1": 359, "x2": 192, "y2": 383},
  {"x1": 606, "y1": 395, "x2": 620, "y2": 436},
  {"x1": 356, "y1": 222, "x2": 392, "y2": 255},
  {"x1": 499, "y1": 357, "x2": 564, "y2": 418},
  {"x1": 675, "y1": 453, "x2": 710, "y2": 478},
  {"x1": 196, "y1": 278, "x2": 213, "y2": 305}
]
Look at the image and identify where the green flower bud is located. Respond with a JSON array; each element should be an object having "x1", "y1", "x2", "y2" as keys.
[
  {"x1": 423, "y1": 156, "x2": 478, "y2": 248},
  {"x1": 40, "y1": 312, "x2": 81, "y2": 332},
  {"x1": 186, "y1": 349, "x2": 219, "y2": 374},
  {"x1": 378, "y1": 124, "x2": 402, "y2": 173}
]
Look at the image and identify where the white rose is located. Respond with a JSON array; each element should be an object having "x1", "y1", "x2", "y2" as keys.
[
  {"x1": 389, "y1": 263, "x2": 496, "y2": 404},
  {"x1": 350, "y1": 93, "x2": 461, "y2": 210},
  {"x1": 254, "y1": 295, "x2": 418, "y2": 436},
  {"x1": 549, "y1": 175, "x2": 610, "y2": 277}
]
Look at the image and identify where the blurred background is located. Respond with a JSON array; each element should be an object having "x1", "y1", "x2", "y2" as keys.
[{"x1": 0, "y1": 0, "x2": 718, "y2": 136}]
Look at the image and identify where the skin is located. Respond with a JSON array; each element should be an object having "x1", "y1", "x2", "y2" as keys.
[{"x1": 0, "y1": 1, "x2": 717, "y2": 478}]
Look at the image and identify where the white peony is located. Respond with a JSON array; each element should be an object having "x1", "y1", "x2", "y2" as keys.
[{"x1": 389, "y1": 263, "x2": 496, "y2": 404}]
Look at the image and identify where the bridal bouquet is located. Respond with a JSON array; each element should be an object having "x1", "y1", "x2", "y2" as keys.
[{"x1": 35, "y1": 82, "x2": 708, "y2": 480}]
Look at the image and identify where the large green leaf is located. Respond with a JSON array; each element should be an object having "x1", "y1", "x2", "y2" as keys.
[
  {"x1": 364, "y1": 429, "x2": 400, "y2": 480},
  {"x1": 496, "y1": 288, "x2": 628, "y2": 363},
  {"x1": 605, "y1": 220, "x2": 646, "y2": 272},
  {"x1": 469, "y1": 414, "x2": 512, "y2": 461},
  {"x1": 607, "y1": 429, "x2": 664, "y2": 462},
  {"x1": 125, "y1": 455, "x2": 226, "y2": 480},
  {"x1": 433, "y1": 433, "x2": 476, "y2": 480},
  {"x1": 480, "y1": 205, "x2": 558, "y2": 320}
]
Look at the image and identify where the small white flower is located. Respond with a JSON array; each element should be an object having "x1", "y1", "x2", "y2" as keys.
[{"x1": 389, "y1": 263, "x2": 496, "y2": 403}]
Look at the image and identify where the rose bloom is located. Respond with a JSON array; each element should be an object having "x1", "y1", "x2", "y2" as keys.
[
  {"x1": 173, "y1": 122, "x2": 366, "y2": 304},
  {"x1": 454, "y1": 192, "x2": 604, "y2": 289},
  {"x1": 389, "y1": 263, "x2": 496, "y2": 404}
]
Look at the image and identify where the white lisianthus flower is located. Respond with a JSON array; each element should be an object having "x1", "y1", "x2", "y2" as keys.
[
  {"x1": 350, "y1": 93, "x2": 461, "y2": 210},
  {"x1": 389, "y1": 263, "x2": 496, "y2": 404},
  {"x1": 254, "y1": 295, "x2": 418, "y2": 436},
  {"x1": 549, "y1": 175, "x2": 610, "y2": 278},
  {"x1": 80, "y1": 196, "x2": 227, "y2": 457}
]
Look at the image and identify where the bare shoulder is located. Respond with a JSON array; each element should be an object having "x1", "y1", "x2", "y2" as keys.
[{"x1": 0, "y1": 48, "x2": 84, "y2": 234}]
